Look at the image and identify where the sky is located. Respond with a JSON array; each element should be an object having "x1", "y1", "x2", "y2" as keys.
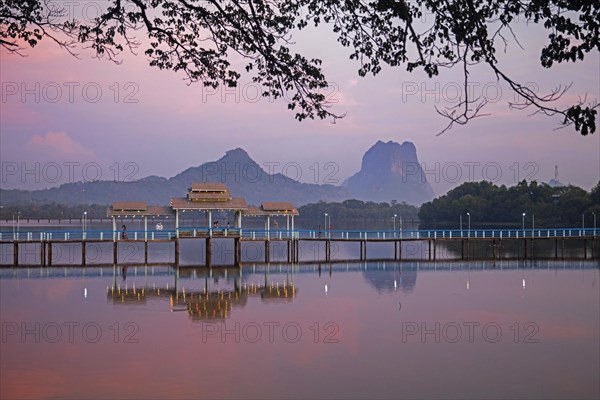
[{"x1": 1, "y1": 6, "x2": 599, "y2": 197}]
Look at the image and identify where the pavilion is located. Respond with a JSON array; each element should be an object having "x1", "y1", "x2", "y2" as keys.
[
  {"x1": 243, "y1": 202, "x2": 299, "y2": 233},
  {"x1": 108, "y1": 183, "x2": 298, "y2": 240},
  {"x1": 170, "y1": 182, "x2": 248, "y2": 236},
  {"x1": 107, "y1": 202, "x2": 174, "y2": 240}
]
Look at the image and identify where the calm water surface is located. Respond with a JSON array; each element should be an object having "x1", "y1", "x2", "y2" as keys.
[{"x1": 1, "y1": 261, "x2": 599, "y2": 399}]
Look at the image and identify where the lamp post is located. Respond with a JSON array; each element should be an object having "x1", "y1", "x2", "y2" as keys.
[
  {"x1": 83, "y1": 211, "x2": 88, "y2": 240},
  {"x1": 460, "y1": 214, "x2": 463, "y2": 233},
  {"x1": 393, "y1": 214, "x2": 397, "y2": 231},
  {"x1": 522, "y1": 212, "x2": 526, "y2": 234},
  {"x1": 466, "y1": 212, "x2": 471, "y2": 237},
  {"x1": 593, "y1": 212, "x2": 597, "y2": 237},
  {"x1": 532, "y1": 214, "x2": 535, "y2": 238},
  {"x1": 324, "y1": 213, "x2": 330, "y2": 238},
  {"x1": 12, "y1": 213, "x2": 21, "y2": 238}
]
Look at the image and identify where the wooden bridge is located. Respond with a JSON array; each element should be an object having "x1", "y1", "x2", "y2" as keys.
[{"x1": 1, "y1": 227, "x2": 598, "y2": 267}]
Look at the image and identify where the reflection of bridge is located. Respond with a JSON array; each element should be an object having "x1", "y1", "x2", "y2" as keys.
[{"x1": 2, "y1": 227, "x2": 598, "y2": 266}]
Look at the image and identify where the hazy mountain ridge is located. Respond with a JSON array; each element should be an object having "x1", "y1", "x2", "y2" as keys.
[
  {"x1": 0, "y1": 148, "x2": 349, "y2": 206},
  {"x1": 0, "y1": 143, "x2": 434, "y2": 206}
]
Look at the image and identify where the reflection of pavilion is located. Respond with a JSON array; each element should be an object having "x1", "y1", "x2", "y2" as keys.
[{"x1": 107, "y1": 267, "x2": 297, "y2": 320}]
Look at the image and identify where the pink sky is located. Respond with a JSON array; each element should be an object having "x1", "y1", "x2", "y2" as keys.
[{"x1": 1, "y1": 20, "x2": 599, "y2": 195}]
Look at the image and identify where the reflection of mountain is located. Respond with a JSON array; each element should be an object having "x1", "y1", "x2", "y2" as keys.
[{"x1": 362, "y1": 268, "x2": 417, "y2": 293}]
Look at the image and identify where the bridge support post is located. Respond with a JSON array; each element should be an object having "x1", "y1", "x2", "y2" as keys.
[
  {"x1": 360, "y1": 240, "x2": 366, "y2": 260},
  {"x1": 583, "y1": 239, "x2": 587, "y2": 259},
  {"x1": 205, "y1": 237, "x2": 211, "y2": 267},
  {"x1": 175, "y1": 238, "x2": 180, "y2": 266},
  {"x1": 40, "y1": 241, "x2": 46, "y2": 266},
  {"x1": 13, "y1": 241, "x2": 18, "y2": 266},
  {"x1": 287, "y1": 240, "x2": 291, "y2": 263},
  {"x1": 113, "y1": 242, "x2": 118, "y2": 264},
  {"x1": 561, "y1": 238, "x2": 565, "y2": 259},
  {"x1": 394, "y1": 241, "x2": 397, "y2": 260},
  {"x1": 524, "y1": 239, "x2": 527, "y2": 259},
  {"x1": 48, "y1": 242, "x2": 53, "y2": 266},
  {"x1": 234, "y1": 238, "x2": 241, "y2": 266},
  {"x1": 325, "y1": 240, "x2": 331, "y2": 262},
  {"x1": 554, "y1": 239, "x2": 558, "y2": 259},
  {"x1": 461, "y1": 240, "x2": 464, "y2": 260},
  {"x1": 82, "y1": 241, "x2": 86, "y2": 266},
  {"x1": 144, "y1": 241, "x2": 148, "y2": 265},
  {"x1": 433, "y1": 240, "x2": 437, "y2": 260},
  {"x1": 428, "y1": 240, "x2": 431, "y2": 260},
  {"x1": 265, "y1": 240, "x2": 270, "y2": 263}
]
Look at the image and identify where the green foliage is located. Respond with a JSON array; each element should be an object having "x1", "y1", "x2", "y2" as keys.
[
  {"x1": 0, "y1": 203, "x2": 108, "y2": 220},
  {"x1": 297, "y1": 199, "x2": 419, "y2": 229},
  {"x1": 419, "y1": 180, "x2": 599, "y2": 227}
]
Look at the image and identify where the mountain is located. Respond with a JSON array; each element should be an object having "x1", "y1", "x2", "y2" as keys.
[
  {"x1": 0, "y1": 142, "x2": 435, "y2": 207},
  {"x1": 167, "y1": 148, "x2": 349, "y2": 205},
  {"x1": 343, "y1": 140, "x2": 434, "y2": 205},
  {"x1": 0, "y1": 148, "x2": 348, "y2": 206}
]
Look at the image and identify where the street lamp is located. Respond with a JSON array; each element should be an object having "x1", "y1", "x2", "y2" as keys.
[
  {"x1": 393, "y1": 214, "x2": 397, "y2": 231},
  {"x1": 466, "y1": 212, "x2": 471, "y2": 237},
  {"x1": 532, "y1": 214, "x2": 535, "y2": 238},
  {"x1": 593, "y1": 212, "x2": 597, "y2": 237},
  {"x1": 460, "y1": 214, "x2": 463, "y2": 232},
  {"x1": 522, "y1": 212, "x2": 526, "y2": 233},
  {"x1": 83, "y1": 211, "x2": 88, "y2": 239},
  {"x1": 324, "y1": 213, "x2": 330, "y2": 238}
]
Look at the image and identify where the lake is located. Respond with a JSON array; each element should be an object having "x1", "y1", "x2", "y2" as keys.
[{"x1": 1, "y1": 260, "x2": 598, "y2": 399}]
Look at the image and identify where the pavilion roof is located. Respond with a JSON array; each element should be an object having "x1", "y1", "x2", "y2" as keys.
[
  {"x1": 111, "y1": 201, "x2": 148, "y2": 211},
  {"x1": 107, "y1": 203, "x2": 174, "y2": 217},
  {"x1": 189, "y1": 182, "x2": 229, "y2": 193},
  {"x1": 187, "y1": 191, "x2": 232, "y2": 202},
  {"x1": 170, "y1": 197, "x2": 248, "y2": 211},
  {"x1": 243, "y1": 202, "x2": 298, "y2": 216}
]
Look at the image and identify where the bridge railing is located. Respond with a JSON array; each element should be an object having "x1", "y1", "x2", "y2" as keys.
[
  {"x1": 0, "y1": 227, "x2": 597, "y2": 241},
  {"x1": 0, "y1": 229, "x2": 177, "y2": 241}
]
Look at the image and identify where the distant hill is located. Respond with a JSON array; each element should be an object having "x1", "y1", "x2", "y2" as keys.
[
  {"x1": 343, "y1": 140, "x2": 434, "y2": 205},
  {"x1": 0, "y1": 148, "x2": 349, "y2": 206},
  {"x1": 0, "y1": 142, "x2": 436, "y2": 206}
]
